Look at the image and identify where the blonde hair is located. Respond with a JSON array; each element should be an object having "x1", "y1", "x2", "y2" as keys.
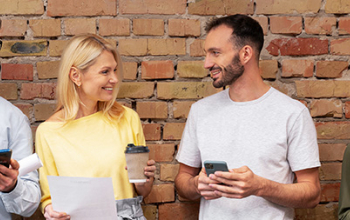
[{"x1": 56, "y1": 34, "x2": 124, "y2": 122}]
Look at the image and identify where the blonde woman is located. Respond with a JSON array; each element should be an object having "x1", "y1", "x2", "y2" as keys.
[{"x1": 35, "y1": 34, "x2": 155, "y2": 220}]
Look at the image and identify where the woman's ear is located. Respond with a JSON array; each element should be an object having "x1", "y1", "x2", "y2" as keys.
[
  {"x1": 239, "y1": 45, "x2": 253, "y2": 65},
  {"x1": 69, "y1": 67, "x2": 81, "y2": 87}
]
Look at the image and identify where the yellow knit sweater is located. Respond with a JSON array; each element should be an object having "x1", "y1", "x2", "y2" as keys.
[{"x1": 35, "y1": 107, "x2": 145, "y2": 213}]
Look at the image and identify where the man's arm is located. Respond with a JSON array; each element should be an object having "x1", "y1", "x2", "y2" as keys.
[
  {"x1": 175, "y1": 163, "x2": 201, "y2": 200},
  {"x1": 208, "y1": 166, "x2": 321, "y2": 208},
  {"x1": 0, "y1": 116, "x2": 41, "y2": 217}
]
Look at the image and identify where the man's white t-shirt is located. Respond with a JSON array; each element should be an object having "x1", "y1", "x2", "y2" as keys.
[{"x1": 176, "y1": 87, "x2": 320, "y2": 220}]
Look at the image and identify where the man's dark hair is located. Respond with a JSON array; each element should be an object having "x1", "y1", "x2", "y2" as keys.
[{"x1": 205, "y1": 14, "x2": 264, "y2": 59}]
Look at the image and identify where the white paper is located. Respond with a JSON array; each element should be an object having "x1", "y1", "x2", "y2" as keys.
[
  {"x1": 48, "y1": 176, "x2": 117, "y2": 220},
  {"x1": 18, "y1": 153, "x2": 43, "y2": 176}
]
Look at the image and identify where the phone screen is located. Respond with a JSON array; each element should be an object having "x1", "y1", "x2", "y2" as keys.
[{"x1": 0, "y1": 149, "x2": 12, "y2": 168}]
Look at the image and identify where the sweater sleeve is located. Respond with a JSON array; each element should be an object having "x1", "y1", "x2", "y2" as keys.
[
  {"x1": 339, "y1": 145, "x2": 350, "y2": 220},
  {"x1": 35, "y1": 124, "x2": 59, "y2": 214}
]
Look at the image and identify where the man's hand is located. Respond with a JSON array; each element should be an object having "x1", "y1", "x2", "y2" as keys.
[
  {"x1": 198, "y1": 167, "x2": 222, "y2": 200},
  {"x1": 207, "y1": 166, "x2": 263, "y2": 199},
  {"x1": 0, "y1": 159, "x2": 20, "y2": 192},
  {"x1": 44, "y1": 204, "x2": 70, "y2": 220}
]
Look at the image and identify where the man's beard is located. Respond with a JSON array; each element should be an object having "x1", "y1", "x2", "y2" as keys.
[{"x1": 211, "y1": 54, "x2": 245, "y2": 88}]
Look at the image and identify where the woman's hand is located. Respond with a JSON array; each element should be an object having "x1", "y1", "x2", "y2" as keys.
[
  {"x1": 44, "y1": 204, "x2": 70, "y2": 220},
  {"x1": 144, "y1": 159, "x2": 156, "y2": 182}
]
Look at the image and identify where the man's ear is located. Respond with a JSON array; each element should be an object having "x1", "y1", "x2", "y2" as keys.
[
  {"x1": 69, "y1": 67, "x2": 81, "y2": 86},
  {"x1": 239, "y1": 45, "x2": 253, "y2": 65}
]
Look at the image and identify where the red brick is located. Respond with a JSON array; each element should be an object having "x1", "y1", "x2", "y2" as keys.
[
  {"x1": 190, "y1": 39, "x2": 205, "y2": 57},
  {"x1": 118, "y1": 39, "x2": 148, "y2": 56},
  {"x1": 142, "y1": 124, "x2": 161, "y2": 141},
  {"x1": 34, "y1": 103, "x2": 56, "y2": 121},
  {"x1": 141, "y1": 60, "x2": 174, "y2": 79},
  {"x1": 305, "y1": 17, "x2": 336, "y2": 35},
  {"x1": 47, "y1": 0, "x2": 117, "y2": 17},
  {"x1": 282, "y1": 60, "x2": 314, "y2": 78},
  {"x1": 142, "y1": 205, "x2": 157, "y2": 220},
  {"x1": 316, "y1": 61, "x2": 348, "y2": 78},
  {"x1": 0, "y1": 40, "x2": 47, "y2": 57},
  {"x1": 339, "y1": 17, "x2": 350, "y2": 35},
  {"x1": 168, "y1": 19, "x2": 200, "y2": 37},
  {"x1": 37, "y1": 61, "x2": 60, "y2": 79},
  {"x1": 122, "y1": 62, "x2": 138, "y2": 80},
  {"x1": 20, "y1": 83, "x2": 56, "y2": 100},
  {"x1": 331, "y1": 38, "x2": 350, "y2": 55},
  {"x1": 160, "y1": 164, "x2": 179, "y2": 181},
  {"x1": 173, "y1": 101, "x2": 194, "y2": 119},
  {"x1": 253, "y1": 16, "x2": 268, "y2": 35},
  {"x1": 345, "y1": 101, "x2": 350, "y2": 118},
  {"x1": 177, "y1": 61, "x2": 207, "y2": 78},
  {"x1": 0, "y1": 83, "x2": 17, "y2": 100},
  {"x1": 325, "y1": 0, "x2": 350, "y2": 14},
  {"x1": 29, "y1": 19, "x2": 61, "y2": 37},
  {"x1": 256, "y1": 0, "x2": 322, "y2": 14},
  {"x1": 148, "y1": 144, "x2": 175, "y2": 162},
  {"x1": 295, "y1": 80, "x2": 334, "y2": 98},
  {"x1": 163, "y1": 123, "x2": 186, "y2": 140},
  {"x1": 117, "y1": 82, "x2": 154, "y2": 99},
  {"x1": 321, "y1": 183, "x2": 340, "y2": 202},
  {"x1": 49, "y1": 40, "x2": 69, "y2": 57},
  {"x1": 136, "y1": 101, "x2": 168, "y2": 119},
  {"x1": 1, "y1": 64, "x2": 33, "y2": 81},
  {"x1": 309, "y1": 99, "x2": 342, "y2": 118},
  {"x1": 14, "y1": 103, "x2": 33, "y2": 119},
  {"x1": 157, "y1": 82, "x2": 221, "y2": 100},
  {"x1": 319, "y1": 163, "x2": 342, "y2": 180},
  {"x1": 99, "y1": 19, "x2": 130, "y2": 36},
  {"x1": 266, "y1": 38, "x2": 328, "y2": 56},
  {"x1": 259, "y1": 60, "x2": 278, "y2": 79},
  {"x1": 270, "y1": 16, "x2": 302, "y2": 34},
  {"x1": 295, "y1": 204, "x2": 338, "y2": 220},
  {"x1": 133, "y1": 19, "x2": 164, "y2": 36},
  {"x1": 0, "y1": 0, "x2": 44, "y2": 15},
  {"x1": 148, "y1": 39, "x2": 186, "y2": 56},
  {"x1": 319, "y1": 144, "x2": 347, "y2": 161},
  {"x1": 159, "y1": 203, "x2": 199, "y2": 220},
  {"x1": 316, "y1": 121, "x2": 350, "y2": 140},
  {"x1": 64, "y1": 18, "x2": 96, "y2": 35},
  {"x1": 188, "y1": 0, "x2": 253, "y2": 15},
  {"x1": 0, "y1": 19, "x2": 26, "y2": 37},
  {"x1": 119, "y1": 0, "x2": 186, "y2": 15},
  {"x1": 144, "y1": 184, "x2": 175, "y2": 204}
]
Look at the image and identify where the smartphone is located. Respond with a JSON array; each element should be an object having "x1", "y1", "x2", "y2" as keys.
[
  {"x1": 204, "y1": 160, "x2": 229, "y2": 176},
  {"x1": 0, "y1": 149, "x2": 12, "y2": 168}
]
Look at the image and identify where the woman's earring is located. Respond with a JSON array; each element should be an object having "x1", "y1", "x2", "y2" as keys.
[{"x1": 76, "y1": 83, "x2": 81, "y2": 88}]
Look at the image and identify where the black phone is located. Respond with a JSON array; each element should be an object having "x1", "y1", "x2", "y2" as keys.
[
  {"x1": 204, "y1": 160, "x2": 229, "y2": 176},
  {"x1": 0, "y1": 149, "x2": 12, "y2": 168}
]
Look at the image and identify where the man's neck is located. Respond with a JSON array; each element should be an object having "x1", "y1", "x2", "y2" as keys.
[{"x1": 227, "y1": 66, "x2": 270, "y2": 102}]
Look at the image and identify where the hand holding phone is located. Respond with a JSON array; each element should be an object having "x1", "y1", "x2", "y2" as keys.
[
  {"x1": 0, "y1": 149, "x2": 12, "y2": 168},
  {"x1": 204, "y1": 160, "x2": 229, "y2": 176}
]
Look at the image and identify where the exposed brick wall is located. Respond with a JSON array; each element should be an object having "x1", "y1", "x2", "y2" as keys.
[{"x1": 1, "y1": 0, "x2": 348, "y2": 219}]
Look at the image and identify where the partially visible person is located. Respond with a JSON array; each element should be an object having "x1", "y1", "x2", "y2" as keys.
[
  {"x1": 175, "y1": 14, "x2": 321, "y2": 220},
  {"x1": 35, "y1": 34, "x2": 156, "y2": 220},
  {"x1": 0, "y1": 96, "x2": 41, "y2": 219},
  {"x1": 339, "y1": 145, "x2": 350, "y2": 220}
]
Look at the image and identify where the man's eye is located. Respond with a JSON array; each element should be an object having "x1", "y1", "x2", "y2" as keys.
[{"x1": 213, "y1": 51, "x2": 220, "y2": 55}]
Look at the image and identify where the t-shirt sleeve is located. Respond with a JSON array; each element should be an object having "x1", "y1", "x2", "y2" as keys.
[
  {"x1": 287, "y1": 108, "x2": 320, "y2": 172},
  {"x1": 176, "y1": 104, "x2": 201, "y2": 168}
]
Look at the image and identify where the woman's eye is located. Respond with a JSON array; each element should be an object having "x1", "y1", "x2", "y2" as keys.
[{"x1": 102, "y1": 70, "x2": 108, "y2": 74}]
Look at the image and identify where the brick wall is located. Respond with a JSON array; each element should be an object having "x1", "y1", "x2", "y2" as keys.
[{"x1": 0, "y1": 0, "x2": 348, "y2": 219}]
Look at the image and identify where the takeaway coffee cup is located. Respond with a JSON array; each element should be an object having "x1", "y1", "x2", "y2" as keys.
[{"x1": 125, "y1": 143, "x2": 150, "y2": 183}]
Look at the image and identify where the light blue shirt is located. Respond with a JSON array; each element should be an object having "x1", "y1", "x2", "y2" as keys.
[{"x1": 0, "y1": 97, "x2": 40, "y2": 219}]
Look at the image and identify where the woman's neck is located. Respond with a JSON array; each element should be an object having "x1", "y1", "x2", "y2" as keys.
[{"x1": 76, "y1": 103, "x2": 98, "y2": 119}]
